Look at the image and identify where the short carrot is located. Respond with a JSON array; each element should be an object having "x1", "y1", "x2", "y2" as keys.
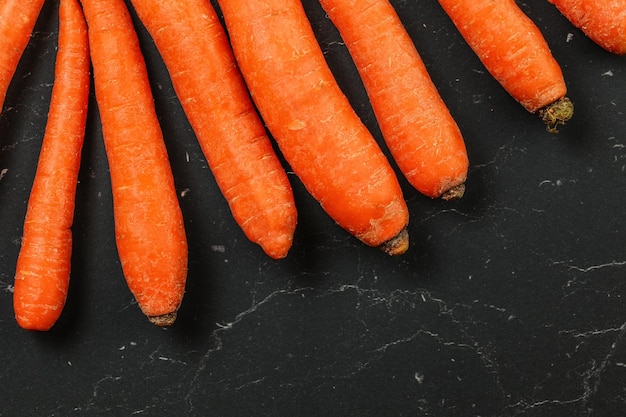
[
  {"x1": 548, "y1": 0, "x2": 626, "y2": 55},
  {"x1": 13, "y1": 0, "x2": 90, "y2": 331},
  {"x1": 438, "y1": 0, "x2": 574, "y2": 133},
  {"x1": 128, "y1": 0, "x2": 297, "y2": 259},
  {"x1": 0, "y1": 0, "x2": 46, "y2": 114},
  {"x1": 79, "y1": 0, "x2": 188, "y2": 326},
  {"x1": 318, "y1": 0, "x2": 469, "y2": 200},
  {"x1": 217, "y1": 0, "x2": 410, "y2": 255}
]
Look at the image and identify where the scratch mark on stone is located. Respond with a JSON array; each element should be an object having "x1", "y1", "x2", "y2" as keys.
[
  {"x1": 566, "y1": 325, "x2": 626, "y2": 339},
  {"x1": 579, "y1": 323, "x2": 626, "y2": 409},
  {"x1": 559, "y1": 260, "x2": 626, "y2": 273},
  {"x1": 234, "y1": 377, "x2": 267, "y2": 391},
  {"x1": 184, "y1": 286, "x2": 311, "y2": 411}
]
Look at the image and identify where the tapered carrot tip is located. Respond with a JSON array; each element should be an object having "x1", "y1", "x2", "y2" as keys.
[
  {"x1": 148, "y1": 311, "x2": 177, "y2": 327},
  {"x1": 441, "y1": 183, "x2": 466, "y2": 201},
  {"x1": 539, "y1": 97, "x2": 574, "y2": 134},
  {"x1": 378, "y1": 227, "x2": 409, "y2": 256}
]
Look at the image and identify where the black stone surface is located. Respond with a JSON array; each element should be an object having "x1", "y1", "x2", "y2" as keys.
[{"x1": 0, "y1": 1, "x2": 624, "y2": 416}]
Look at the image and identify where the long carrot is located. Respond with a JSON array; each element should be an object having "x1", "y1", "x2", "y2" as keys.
[
  {"x1": 317, "y1": 0, "x2": 469, "y2": 200},
  {"x1": 128, "y1": 0, "x2": 297, "y2": 260},
  {"x1": 79, "y1": 0, "x2": 188, "y2": 326},
  {"x1": 12, "y1": 0, "x2": 90, "y2": 331},
  {"x1": 217, "y1": 0, "x2": 409, "y2": 255},
  {"x1": 437, "y1": 0, "x2": 574, "y2": 133},
  {"x1": 548, "y1": 0, "x2": 626, "y2": 55},
  {"x1": 0, "y1": 0, "x2": 46, "y2": 114}
]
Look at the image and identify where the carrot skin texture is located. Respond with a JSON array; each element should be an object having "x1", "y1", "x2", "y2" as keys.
[
  {"x1": 80, "y1": 0, "x2": 188, "y2": 325},
  {"x1": 217, "y1": 0, "x2": 409, "y2": 250},
  {"x1": 13, "y1": 0, "x2": 90, "y2": 331},
  {"x1": 548, "y1": 0, "x2": 626, "y2": 55},
  {"x1": 128, "y1": 0, "x2": 297, "y2": 259},
  {"x1": 438, "y1": 0, "x2": 567, "y2": 114},
  {"x1": 318, "y1": 0, "x2": 469, "y2": 199},
  {"x1": 0, "y1": 0, "x2": 46, "y2": 113}
]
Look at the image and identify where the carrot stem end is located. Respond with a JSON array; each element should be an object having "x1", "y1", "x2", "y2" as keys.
[
  {"x1": 441, "y1": 183, "x2": 466, "y2": 201},
  {"x1": 148, "y1": 312, "x2": 177, "y2": 327},
  {"x1": 379, "y1": 227, "x2": 409, "y2": 256},
  {"x1": 539, "y1": 97, "x2": 574, "y2": 134}
]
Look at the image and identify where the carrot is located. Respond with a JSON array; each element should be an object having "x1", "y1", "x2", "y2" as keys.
[
  {"x1": 128, "y1": 0, "x2": 297, "y2": 260},
  {"x1": 12, "y1": 0, "x2": 90, "y2": 331},
  {"x1": 437, "y1": 0, "x2": 574, "y2": 133},
  {"x1": 0, "y1": 0, "x2": 46, "y2": 113},
  {"x1": 317, "y1": 0, "x2": 469, "y2": 200},
  {"x1": 217, "y1": 0, "x2": 409, "y2": 255},
  {"x1": 79, "y1": 0, "x2": 188, "y2": 326},
  {"x1": 548, "y1": 0, "x2": 626, "y2": 55}
]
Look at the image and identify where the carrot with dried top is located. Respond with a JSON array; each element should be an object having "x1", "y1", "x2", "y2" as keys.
[
  {"x1": 0, "y1": 0, "x2": 46, "y2": 114},
  {"x1": 13, "y1": 0, "x2": 90, "y2": 331},
  {"x1": 548, "y1": 0, "x2": 626, "y2": 55},
  {"x1": 79, "y1": 0, "x2": 188, "y2": 326},
  {"x1": 217, "y1": 0, "x2": 409, "y2": 255},
  {"x1": 318, "y1": 0, "x2": 469, "y2": 200},
  {"x1": 128, "y1": 0, "x2": 297, "y2": 259},
  {"x1": 438, "y1": 0, "x2": 574, "y2": 133}
]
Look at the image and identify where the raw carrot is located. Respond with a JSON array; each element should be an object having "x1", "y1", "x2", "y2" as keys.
[
  {"x1": 318, "y1": 0, "x2": 469, "y2": 200},
  {"x1": 79, "y1": 0, "x2": 188, "y2": 326},
  {"x1": 13, "y1": 0, "x2": 90, "y2": 331},
  {"x1": 438, "y1": 0, "x2": 574, "y2": 133},
  {"x1": 217, "y1": 0, "x2": 410, "y2": 255},
  {"x1": 128, "y1": 0, "x2": 297, "y2": 259},
  {"x1": 0, "y1": 0, "x2": 46, "y2": 113},
  {"x1": 548, "y1": 0, "x2": 626, "y2": 55}
]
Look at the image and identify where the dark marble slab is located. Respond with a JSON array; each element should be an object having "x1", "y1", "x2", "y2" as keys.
[{"x1": 0, "y1": 1, "x2": 624, "y2": 416}]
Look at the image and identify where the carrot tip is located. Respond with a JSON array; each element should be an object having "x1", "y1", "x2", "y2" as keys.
[
  {"x1": 378, "y1": 227, "x2": 409, "y2": 256},
  {"x1": 538, "y1": 97, "x2": 574, "y2": 134},
  {"x1": 441, "y1": 183, "x2": 466, "y2": 201},
  {"x1": 148, "y1": 311, "x2": 177, "y2": 327}
]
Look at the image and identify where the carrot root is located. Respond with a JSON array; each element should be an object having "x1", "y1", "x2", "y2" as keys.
[
  {"x1": 548, "y1": 0, "x2": 626, "y2": 55},
  {"x1": 217, "y1": 0, "x2": 409, "y2": 252},
  {"x1": 318, "y1": 0, "x2": 469, "y2": 200},
  {"x1": 437, "y1": 0, "x2": 570, "y2": 127},
  {"x1": 128, "y1": 0, "x2": 297, "y2": 260},
  {"x1": 0, "y1": 0, "x2": 46, "y2": 113},
  {"x1": 13, "y1": 0, "x2": 90, "y2": 331},
  {"x1": 80, "y1": 0, "x2": 188, "y2": 324}
]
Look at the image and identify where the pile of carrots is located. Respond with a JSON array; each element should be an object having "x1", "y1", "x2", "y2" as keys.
[{"x1": 1, "y1": 0, "x2": 624, "y2": 330}]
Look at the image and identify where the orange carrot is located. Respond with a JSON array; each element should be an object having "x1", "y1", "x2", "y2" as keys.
[
  {"x1": 79, "y1": 0, "x2": 188, "y2": 326},
  {"x1": 438, "y1": 0, "x2": 574, "y2": 132},
  {"x1": 318, "y1": 0, "x2": 469, "y2": 200},
  {"x1": 0, "y1": 0, "x2": 46, "y2": 113},
  {"x1": 217, "y1": 0, "x2": 409, "y2": 255},
  {"x1": 548, "y1": 0, "x2": 626, "y2": 55},
  {"x1": 128, "y1": 0, "x2": 297, "y2": 259},
  {"x1": 13, "y1": 0, "x2": 90, "y2": 331}
]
